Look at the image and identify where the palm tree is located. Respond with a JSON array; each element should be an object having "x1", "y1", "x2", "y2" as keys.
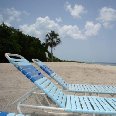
[{"x1": 45, "y1": 30, "x2": 61, "y2": 61}]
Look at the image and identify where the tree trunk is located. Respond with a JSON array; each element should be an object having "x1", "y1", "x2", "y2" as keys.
[{"x1": 51, "y1": 47, "x2": 53, "y2": 62}]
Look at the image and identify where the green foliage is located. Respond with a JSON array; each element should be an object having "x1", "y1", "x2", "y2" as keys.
[
  {"x1": 0, "y1": 23, "x2": 54, "y2": 62},
  {"x1": 44, "y1": 30, "x2": 61, "y2": 61}
]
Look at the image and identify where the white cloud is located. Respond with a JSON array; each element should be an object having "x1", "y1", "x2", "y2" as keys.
[
  {"x1": 60, "y1": 25, "x2": 85, "y2": 39},
  {"x1": 0, "y1": 8, "x2": 29, "y2": 26},
  {"x1": 84, "y1": 21, "x2": 101, "y2": 37},
  {"x1": 20, "y1": 16, "x2": 101, "y2": 40},
  {"x1": 20, "y1": 16, "x2": 59, "y2": 39},
  {"x1": 97, "y1": 7, "x2": 116, "y2": 28},
  {"x1": 5, "y1": 8, "x2": 21, "y2": 23},
  {"x1": 55, "y1": 17, "x2": 62, "y2": 23},
  {"x1": 65, "y1": 2, "x2": 86, "y2": 18}
]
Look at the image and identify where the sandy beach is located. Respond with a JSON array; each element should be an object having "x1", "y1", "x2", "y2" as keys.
[{"x1": 0, "y1": 62, "x2": 116, "y2": 116}]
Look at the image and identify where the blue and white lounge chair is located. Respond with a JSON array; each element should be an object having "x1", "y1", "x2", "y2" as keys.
[
  {"x1": 0, "y1": 111, "x2": 24, "y2": 116},
  {"x1": 5, "y1": 53, "x2": 116, "y2": 116},
  {"x1": 32, "y1": 59, "x2": 116, "y2": 95}
]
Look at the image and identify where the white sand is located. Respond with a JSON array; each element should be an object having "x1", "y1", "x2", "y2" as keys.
[{"x1": 0, "y1": 62, "x2": 116, "y2": 115}]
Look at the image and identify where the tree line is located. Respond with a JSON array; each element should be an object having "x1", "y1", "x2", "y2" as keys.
[{"x1": 0, "y1": 23, "x2": 61, "y2": 62}]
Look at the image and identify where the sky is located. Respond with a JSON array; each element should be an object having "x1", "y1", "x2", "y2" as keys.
[{"x1": 0, "y1": 0, "x2": 116, "y2": 63}]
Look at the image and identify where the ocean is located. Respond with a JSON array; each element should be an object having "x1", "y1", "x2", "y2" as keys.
[{"x1": 92, "y1": 62, "x2": 116, "y2": 66}]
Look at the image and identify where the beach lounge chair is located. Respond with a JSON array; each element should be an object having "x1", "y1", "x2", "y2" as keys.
[
  {"x1": 5, "y1": 53, "x2": 116, "y2": 116},
  {"x1": 32, "y1": 59, "x2": 116, "y2": 95},
  {"x1": 0, "y1": 111, "x2": 25, "y2": 116}
]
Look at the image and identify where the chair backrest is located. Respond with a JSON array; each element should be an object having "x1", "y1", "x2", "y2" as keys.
[
  {"x1": 32, "y1": 59, "x2": 69, "y2": 89},
  {"x1": 5, "y1": 53, "x2": 67, "y2": 108}
]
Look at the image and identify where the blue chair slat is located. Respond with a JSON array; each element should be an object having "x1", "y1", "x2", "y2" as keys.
[
  {"x1": 53, "y1": 89, "x2": 61, "y2": 101},
  {"x1": 97, "y1": 98, "x2": 110, "y2": 111},
  {"x1": 100, "y1": 98, "x2": 115, "y2": 111},
  {"x1": 44, "y1": 65, "x2": 54, "y2": 74},
  {"x1": 41, "y1": 79, "x2": 51, "y2": 89},
  {"x1": 34, "y1": 77, "x2": 47, "y2": 87},
  {"x1": 112, "y1": 98, "x2": 116, "y2": 102},
  {"x1": 0, "y1": 112, "x2": 24, "y2": 116},
  {"x1": 91, "y1": 97, "x2": 105, "y2": 111},
  {"x1": 61, "y1": 94, "x2": 67, "y2": 108},
  {"x1": 54, "y1": 75, "x2": 68, "y2": 89},
  {"x1": 0, "y1": 112, "x2": 8, "y2": 116},
  {"x1": 90, "y1": 85, "x2": 98, "y2": 92},
  {"x1": 57, "y1": 91, "x2": 64, "y2": 103},
  {"x1": 84, "y1": 85, "x2": 90, "y2": 91},
  {"x1": 48, "y1": 85, "x2": 57, "y2": 97},
  {"x1": 18, "y1": 65, "x2": 44, "y2": 82},
  {"x1": 83, "y1": 97, "x2": 93, "y2": 111},
  {"x1": 44, "y1": 82, "x2": 54, "y2": 93},
  {"x1": 40, "y1": 66, "x2": 52, "y2": 76},
  {"x1": 66, "y1": 95, "x2": 72, "y2": 111},
  {"x1": 87, "y1": 97, "x2": 100, "y2": 111},
  {"x1": 74, "y1": 96, "x2": 82, "y2": 111},
  {"x1": 79, "y1": 96, "x2": 88, "y2": 111},
  {"x1": 106, "y1": 98, "x2": 116, "y2": 109},
  {"x1": 70, "y1": 95, "x2": 77, "y2": 111},
  {"x1": 30, "y1": 75, "x2": 40, "y2": 83}
]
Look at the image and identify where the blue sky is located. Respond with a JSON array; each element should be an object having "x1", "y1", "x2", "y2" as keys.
[{"x1": 0, "y1": 0, "x2": 116, "y2": 62}]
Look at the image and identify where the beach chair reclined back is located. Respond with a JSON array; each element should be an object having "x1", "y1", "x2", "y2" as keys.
[
  {"x1": 5, "y1": 53, "x2": 66, "y2": 108},
  {"x1": 33, "y1": 59, "x2": 68, "y2": 89},
  {"x1": 32, "y1": 59, "x2": 116, "y2": 95}
]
